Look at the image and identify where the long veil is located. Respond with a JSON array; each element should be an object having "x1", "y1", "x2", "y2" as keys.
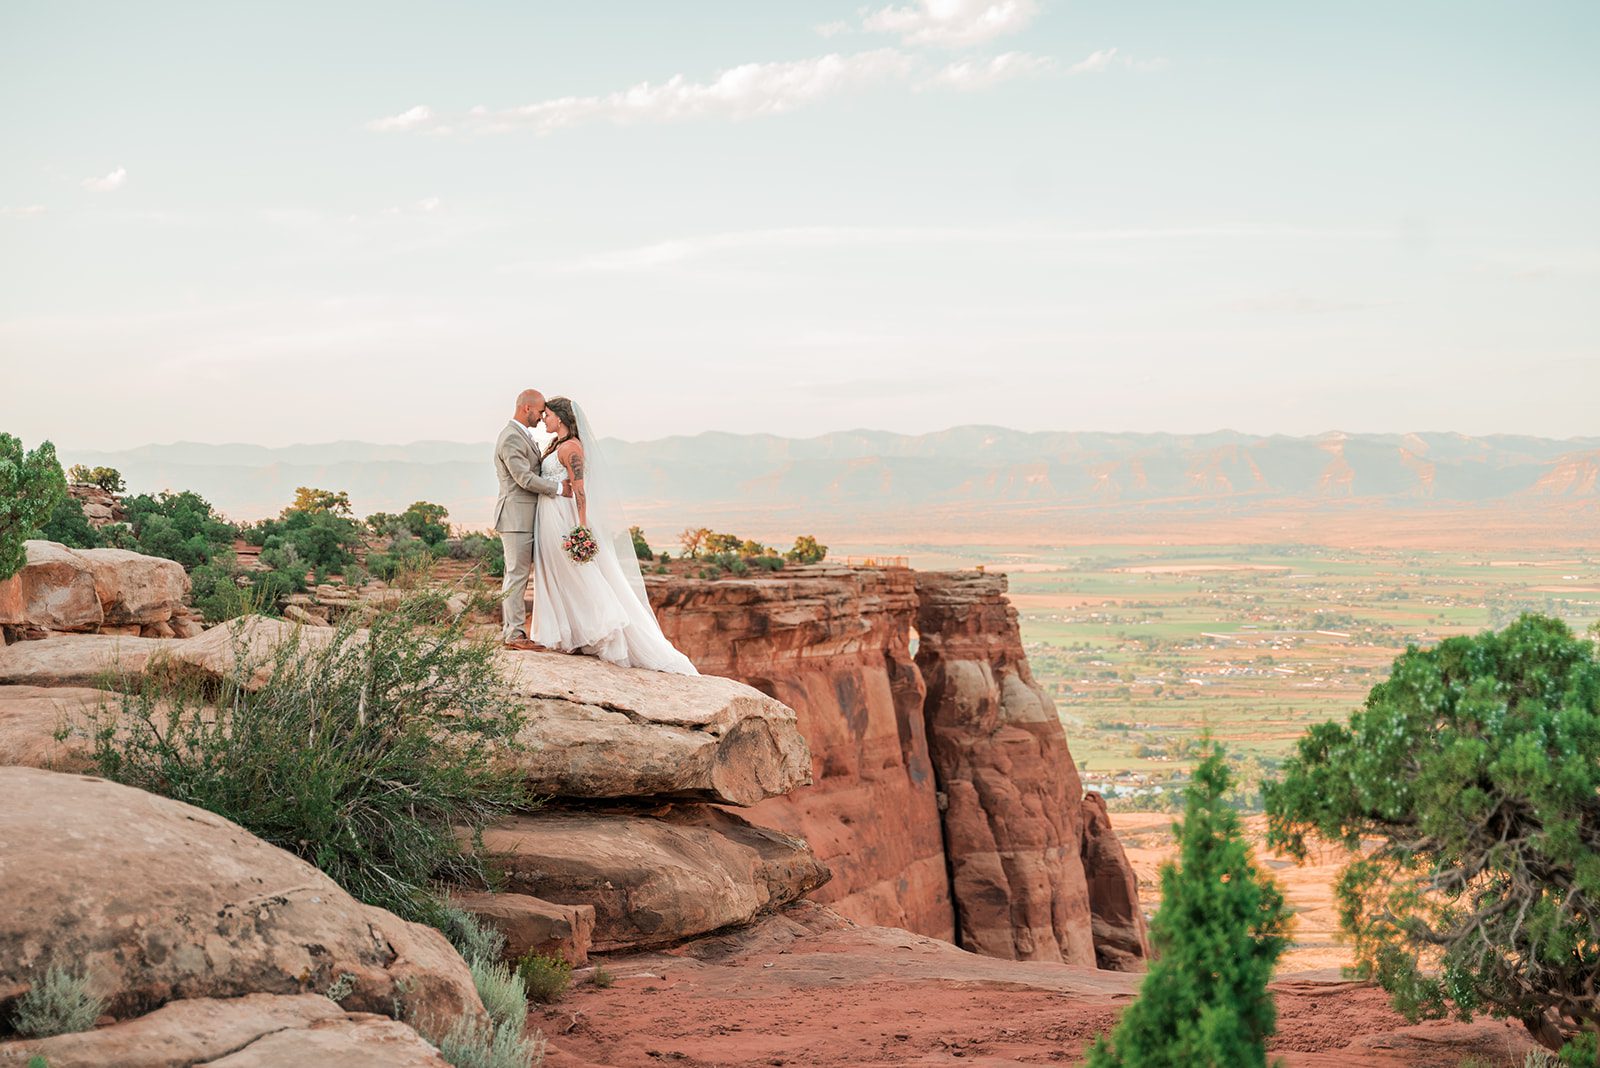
[{"x1": 570, "y1": 402, "x2": 649, "y2": 607}]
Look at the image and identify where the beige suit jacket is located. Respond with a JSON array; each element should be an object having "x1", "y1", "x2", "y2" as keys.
[{"x1": 493, "y1": 420, "x2": 561, "y2": 533}]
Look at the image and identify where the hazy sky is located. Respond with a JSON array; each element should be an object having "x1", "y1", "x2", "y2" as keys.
[{"x1": 3, "y1": 1, "x2": 1597, "y2": 450}]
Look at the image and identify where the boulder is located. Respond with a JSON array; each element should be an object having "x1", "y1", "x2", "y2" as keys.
[
  {"x1": 1080, "y1": 791, "x2": 1152, "y2": 971},
  {"x1": 481, "y1": 804, "x2": 831, "y2": 951},
  {"x1": 160, "y1": 615, "x2": 333, "y2": 690},
  {"x1": 0, "y1": 542, "x2": 190, "y2": 635},
  {"x1": 0, "y1": 994, "x2": 447, "y2": 1068},
  {"x1": 497, "y1": 649, "x2": 812, "y2": 806},
  {"x1": 0, "y1": 632, "x2": 167, "y2": 688},
  {"x1": 0, "y1": 768, "x2": 483, "y2": 1030},
  {"x1": 449, "y1": 891, "x2": 595, "y2": 967},
  {"x1": 75, "y1": 547, "x2": 189, "y2": 626},
  {"x1": 0, "y1": 541, "x2": 102, "y2": 632}
]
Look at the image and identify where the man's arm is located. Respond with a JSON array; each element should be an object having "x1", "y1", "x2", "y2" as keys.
[{"x1": 501, "y1": 433, "x2": 562, "y2": 497}]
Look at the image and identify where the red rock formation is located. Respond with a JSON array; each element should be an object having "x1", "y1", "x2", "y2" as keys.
[
  {"x1": 649, "y1": 568, "x2": 954, "y2": 940},
  {"x1": 913, "y1": 570, "x2": 1098, "y2": 966},
  {"x1": 650, "y1": 565, "x2": 1147, "y2": 971},
  {"x1": 1079, "y1": 791, "x2": 1152, "y2": 970}
]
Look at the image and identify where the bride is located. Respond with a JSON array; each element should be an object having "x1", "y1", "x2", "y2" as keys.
[{"x1": 527, "y1": 397, "x2": 698, "y2": 675}]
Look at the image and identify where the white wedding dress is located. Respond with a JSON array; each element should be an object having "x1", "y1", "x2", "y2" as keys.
[{"x1": 529, "y1": 446, "x2": 698, "y2": 675}]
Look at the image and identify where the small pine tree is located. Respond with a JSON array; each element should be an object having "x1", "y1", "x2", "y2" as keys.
[{"x1": 1087, "y1": 741, "x2": 1290, "y2": 1068}]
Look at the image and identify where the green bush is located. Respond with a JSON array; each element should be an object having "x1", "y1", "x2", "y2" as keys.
[
  {"x1": 515, "y1": 953, "x2": 571, "y2": 1004},
  {"x1": 83, "y1": 601, "x2": 527, "y2": 926},
  {"x1": 119, "y1": 490, "x2": 238, "y2": 569},
  {"x1": 1, "y1": 434, "x2": 66, "y2": 580},
  {"x1": 1266, "y1": 614, "x2": 1600, "y2": 1046},
  {"x1": 190, "y1": 561, "x2": 250, "y2": 623},
  {"x1": 629, "y1": 526, "x2": 652, "y2": 561},
  {"x1": 38, "y1": 495, "x2": 99, "y2": 549},
  {"x1": 438, "y1": 906, "x2": 508, "y2": 967},
  {"x1": 785, "y1": 535, "x2": 827, "y2": 565},
  {"x1": 66, "y1": 464, "x2": 124, "y2": 493},
  {"x1": 1087, "y1": 741, "x2": 1289, "y2": 1067},
  {"x1": 10, "y1": 964, "x2": 104, "y2": 1038},
  {"x1": 433, "y1": 1015, "x2": 544, "y2": 1068},
  {"x1": 590, "y1": 965, "x2": 614, "y2": 989},
  {"x1": 250, "y1": 509, "x2": 363, "y2": 574},
  {"x1": 470, "y1": 957, "x2": 528, "y2": 1029},
  {"x1": 751, "y1": 555, "x2": 785, "y2": 572}
]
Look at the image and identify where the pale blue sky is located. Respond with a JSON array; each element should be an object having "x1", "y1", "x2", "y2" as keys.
[{"x1": 3, "y1": 1, "x2": 1596, "y2": 449}]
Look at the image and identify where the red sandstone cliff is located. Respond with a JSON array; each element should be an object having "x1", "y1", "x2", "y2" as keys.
[
  {"x1": 648, "y1": 567, "x2": 954, "y2": 940},
  {"x1": 648, "y1": 565, "x2": 1148, "y2": 971}
]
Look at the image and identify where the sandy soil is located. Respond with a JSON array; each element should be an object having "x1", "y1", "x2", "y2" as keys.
[{"x1": 537, "y1": 904, "x2": 1540, "y2": 1068}]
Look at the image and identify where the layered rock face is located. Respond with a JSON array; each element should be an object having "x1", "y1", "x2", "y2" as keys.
[
  {"x1": 651, "y1": 565, "x2": 1148, "y2": 970},
  {"x1": 649, "y1": 568, "x2": 955, "y2": 939},
  {"x1": 915, "y1": 570, "x2": 1098, "y2": 965}
]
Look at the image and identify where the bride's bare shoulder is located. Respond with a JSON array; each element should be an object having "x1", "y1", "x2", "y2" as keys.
[{"x1": 557, "y1": 438, "x2": 586, "y2": 469}]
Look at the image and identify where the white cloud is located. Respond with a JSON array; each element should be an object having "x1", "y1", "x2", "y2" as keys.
[
  {"x1": 1, "y1": 204, "x2": 47, "y2": 218},
  {"x1": 928, "y1": 51, "x2": 1052, "y2": 90},
  {"x1": 367, "y1": 105, "x2": 434, "y2": 132},
  {"x1": 82, "y1": 167, "x2": 127, "y2": 192},
  {"x1": 862, "y1": 0, "x2": 1039, "y2": 48},
  {"x1": 1068, "y1": 47, "x2": 1167, "y2": 74},
  {"x1": 415, "y1": 197, "x2": 441, "y2": 212},
  {"x1": 815, "y1": 19, "x2": 850, "y2": 37},
  {"x1": 410, "y1": 50, "x2": 917, "y2": 135}
]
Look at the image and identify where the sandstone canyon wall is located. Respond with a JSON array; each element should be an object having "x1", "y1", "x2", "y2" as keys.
[
  {"x1": 648, "y1": 567, "x2": 955, "y2": 940},
  {"x1": 650, "y1": 565, "x2": 1149, "y2": 970}
]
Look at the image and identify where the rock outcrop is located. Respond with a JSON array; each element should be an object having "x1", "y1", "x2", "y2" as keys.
[
  {"x1": 0, "y1": 541, "x2": 200, "y2": 641},
  {"x1": 0, "y1": 768, "x2": 483, "y2": 1030},
  {"x1": 481, "y1": 804, "x2": 830, "y2": 951},
  {"x1": 1080, "y1": 791, "x2": 1153, "y2": 970},
  {"x1": 649, "y1": 567, "x2": 955, "y2": 939},
  {"x1": 651, "y1": 566, "x2": 1146, "y2": 970},
  {"x1": 915, "y1": 570, "x2": 1098, "y2": 965}
]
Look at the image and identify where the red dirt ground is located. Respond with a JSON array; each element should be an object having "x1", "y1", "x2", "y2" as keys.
[{"x1": 537, "y1": 904, "x2": 1540, "y2": 1068}]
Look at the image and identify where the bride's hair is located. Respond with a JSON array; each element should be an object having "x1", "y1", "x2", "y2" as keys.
[{"x1": 541, "y1": 396, "x2": 580, "y2": 460}]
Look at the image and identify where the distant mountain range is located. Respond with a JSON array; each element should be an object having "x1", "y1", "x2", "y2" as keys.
[{"x1": 63, "y1": 428, "x2": 1600, "y2": 529}]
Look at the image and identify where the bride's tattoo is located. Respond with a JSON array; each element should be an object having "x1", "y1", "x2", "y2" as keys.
[{"x1": 570, "y1": 454, "x2": 585, "y2": 481}]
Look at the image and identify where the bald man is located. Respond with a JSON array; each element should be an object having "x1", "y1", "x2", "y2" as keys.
[{"x1": 493, "y1": 389, "x2": 566, "y2": 649}]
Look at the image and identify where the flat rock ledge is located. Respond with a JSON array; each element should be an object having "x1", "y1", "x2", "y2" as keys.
[
  {"x1": 0, "y1": 615, "x2": 813, "y2": 807},
  {"x1": 481, "y1": 804, "x2": 832, "y2": 952},
  {"x1": 496, "y1": 649, "x2": 812, "y2": 806},
  {"x1": 0, "y1": 993, "x2": 450, "y2": 1068}
]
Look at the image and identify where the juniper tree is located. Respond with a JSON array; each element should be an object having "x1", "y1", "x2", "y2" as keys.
[
  {"x1": 1087, "y1": 740, "x2": 1290, "y2": 1068},
  {"x1": 0, "y1": 434, "x2": 66, "y2": 580},
  {"x1": 1265, "y1": 614, "x2": 1600, "y2": 1048}
]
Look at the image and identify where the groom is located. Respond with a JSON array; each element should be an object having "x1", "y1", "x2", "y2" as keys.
[{"x1": 494, "y1": 388, "x2": 569, "y2": 651}]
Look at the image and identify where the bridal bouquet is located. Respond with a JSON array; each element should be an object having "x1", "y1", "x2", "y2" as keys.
[{"x1": 563, "y1": 526, "x2": 598, "y2": 564}]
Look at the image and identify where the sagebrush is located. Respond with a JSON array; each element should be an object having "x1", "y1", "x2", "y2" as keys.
[{"x1": 84, "y1": 601, "x2": 528, "y2": 925}]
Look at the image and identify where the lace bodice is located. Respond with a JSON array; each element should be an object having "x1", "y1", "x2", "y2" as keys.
[{"x1": 539, "y1": 444, "x2": 567, "y2": 482}]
